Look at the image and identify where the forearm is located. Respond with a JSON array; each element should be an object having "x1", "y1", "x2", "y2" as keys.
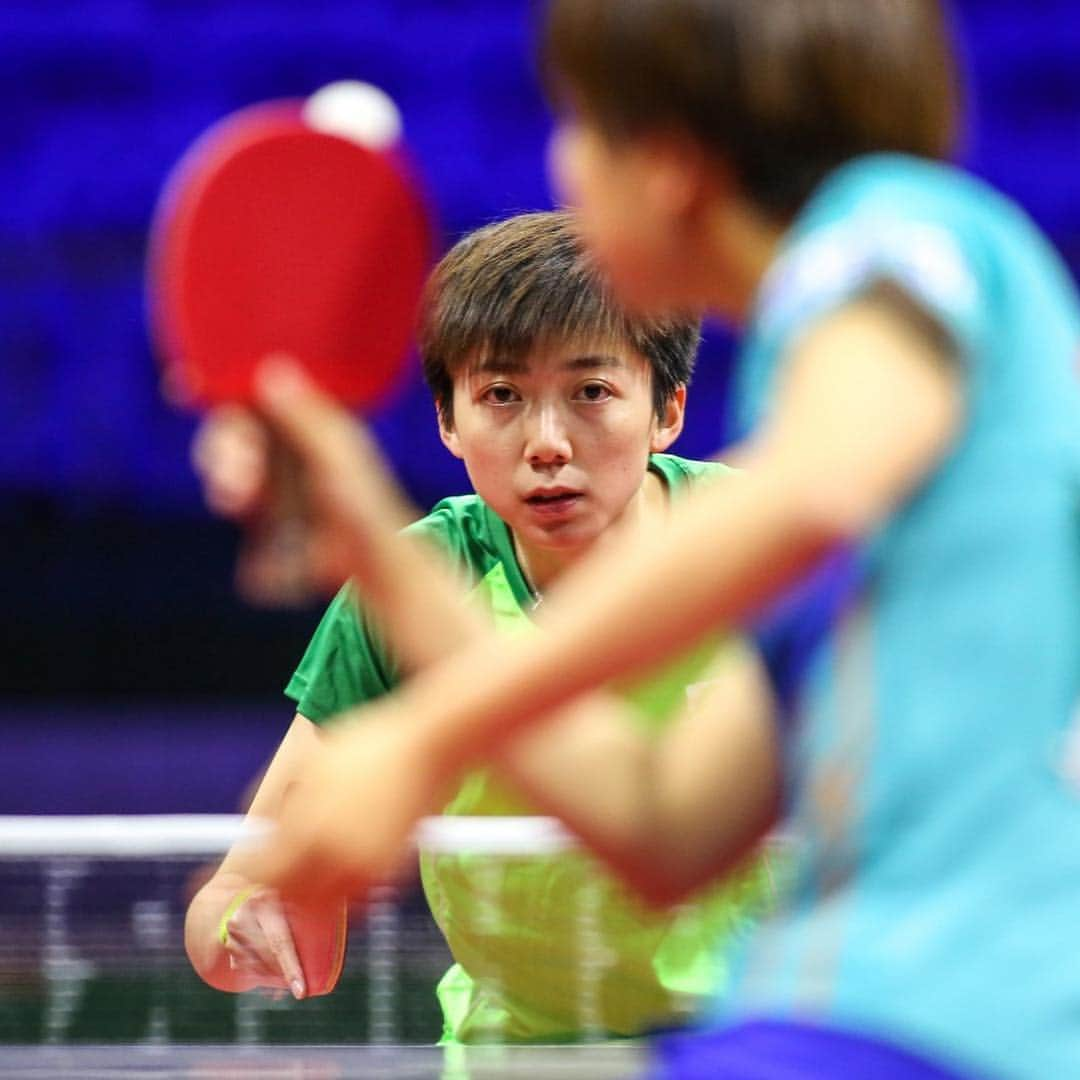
[
  {"x1": 349, "y1": 524, "x2": 486, "y2": 676},
  {"x1": 489, "y1": 698, "x2": 712, "y2": 905},
  {"x1": 185, "y1": 714, "x2": 320, "y2": 991},
  {"x1": 293, "y1": 409, "x2": 488, "y2": 676},
  {"x1": 492, "y1": 696, "x2": 657, "y2": 875}
]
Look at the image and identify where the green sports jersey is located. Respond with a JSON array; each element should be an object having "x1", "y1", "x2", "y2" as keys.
[{"x1": 286, "y1": 453, "x2": 774, "y2": 1043}]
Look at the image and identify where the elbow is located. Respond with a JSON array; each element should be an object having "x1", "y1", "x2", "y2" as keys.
[
  {"x1": 762, "y1": 476, "x2": 880, "y2": 578},
  {"x1": 789, "y1": 483, "x2": 875, "y2": 549},
  {"x1": 184, "y1": 910, "x2": 221, "y2": 991},
  {"x1": 608, "y1": 808, "x2": 778, "y2": 911},
  {"x1": 630, "y1": 873, "x2": 699, "y2": 910},
  {"x1": 622, "y1": 857, "x2": 729, "y2": 910},
  {"x1": 604, "y1": 833, "x2": 720, "y2": 910},
  {"x1": 184, "y1": 888, "x2": 236, "y2": 993}
]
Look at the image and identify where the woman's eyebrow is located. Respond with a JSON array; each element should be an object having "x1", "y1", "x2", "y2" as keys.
[
  {"x1": 563, "y1": 353, "x2": 625, "y2": 371},
  {"x1": 470, "y1": 353, "x2": 625, "y2": 376},
  {"x1": 471, "y1": 356, "x2": 530, "y2": 375}
]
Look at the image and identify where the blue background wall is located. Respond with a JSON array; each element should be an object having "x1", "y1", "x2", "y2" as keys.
[{"x1": 2, "y1": 2, "x2": 1079, "y2": 809}]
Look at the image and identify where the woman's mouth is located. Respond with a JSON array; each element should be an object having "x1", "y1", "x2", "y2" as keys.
[{"x1": 524, "y1": 490, "x2": 582, "y2": 515}]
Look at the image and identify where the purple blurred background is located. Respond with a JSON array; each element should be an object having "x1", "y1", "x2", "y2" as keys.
[{"x1": 2, "y1": 1, "x2": 1078, "y2": 814}]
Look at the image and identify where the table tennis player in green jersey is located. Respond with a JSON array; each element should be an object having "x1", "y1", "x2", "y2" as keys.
[
  {"x1": 288, "y1": 455, "x2": 771, "y2": 1043},
  {"x1": 185, "y1": 211, "x2": 775, "y2": 1042}
]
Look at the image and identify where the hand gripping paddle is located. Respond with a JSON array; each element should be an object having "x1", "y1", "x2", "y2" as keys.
[{"x1": 148, "y1": 81, "x2": 431, "y2": 605}]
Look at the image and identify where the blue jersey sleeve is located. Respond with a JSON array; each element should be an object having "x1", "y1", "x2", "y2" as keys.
[
  {"x1": 738, "y1": 157, "x2": 991, "y2": 434},
  {"x1": 737, "y1": 157, "x2": 1001, "y2": 716}
]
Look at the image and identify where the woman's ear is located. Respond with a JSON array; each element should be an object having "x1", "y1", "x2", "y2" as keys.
[
  {"x1": 437, "y1": 405, "x2": 464, "y2": 459},
  {"x1": 650, "y1": 386, "x2": 687, "y2": 452}
]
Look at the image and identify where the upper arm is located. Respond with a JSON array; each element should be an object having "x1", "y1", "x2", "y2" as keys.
[
  {"x1": 751, "y1": 290, "x2": 963, "y2": 540},
  {"x1": 218, "y1": 713, "x2": 323, "y2": 873}
]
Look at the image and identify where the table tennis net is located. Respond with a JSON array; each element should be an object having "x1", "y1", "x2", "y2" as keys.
[{"x1": 0, "y1": 813, "x2": 688, "y2": 1048}]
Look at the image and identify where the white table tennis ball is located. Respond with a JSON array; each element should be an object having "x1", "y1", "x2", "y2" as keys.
[{"x1": 303, "y1": 80, "x2": 403, "y2": 150}]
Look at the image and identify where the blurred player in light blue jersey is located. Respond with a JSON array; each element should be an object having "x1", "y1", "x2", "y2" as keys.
[
  {"x1": 247, "y1": 2, "x2": 1080, "y2": 1077},
  {"x1": 720, "y1": 144, "x2": 1080, "y2": 1066}
]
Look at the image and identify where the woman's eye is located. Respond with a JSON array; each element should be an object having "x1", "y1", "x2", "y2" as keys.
[
  {"x1": 576, "y1": 382, "x2": 613, "y2": 402},
  {"x1": 482, "y1": 385, "x2": 519, "y2": 405}
]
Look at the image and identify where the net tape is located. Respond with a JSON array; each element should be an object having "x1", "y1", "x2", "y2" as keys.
[{"x1": 0, "y1": 814, "x2": 582, "y2": 858}]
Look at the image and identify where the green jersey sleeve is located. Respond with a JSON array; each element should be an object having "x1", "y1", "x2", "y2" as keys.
[
  {"x1": 283, "y1": 495, "x2": 510, "y2": 724},
  {"x1": 284, "y1": 582, "x2": 398, "y2": 723}
]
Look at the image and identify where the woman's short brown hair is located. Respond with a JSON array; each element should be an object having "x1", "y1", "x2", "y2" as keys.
[
  {"x1": 543, "y1": 0, "x2": 960, "y2": 220},
  {"x1": 419, "y1": 210, "x2": 700, "y2": 424}
]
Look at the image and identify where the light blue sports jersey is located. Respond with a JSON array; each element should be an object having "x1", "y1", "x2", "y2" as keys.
[{"x1": 720, "y1": 155, "x2": 1080, "y2": 1079}]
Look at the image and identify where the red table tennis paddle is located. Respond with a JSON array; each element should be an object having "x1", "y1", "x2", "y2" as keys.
[
  {"x1": 147, "y1": 81, "x2": 431, "y2": 605},
  {"x1": 285, "y1": 893, "x2": 349, "y2": 998}
]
